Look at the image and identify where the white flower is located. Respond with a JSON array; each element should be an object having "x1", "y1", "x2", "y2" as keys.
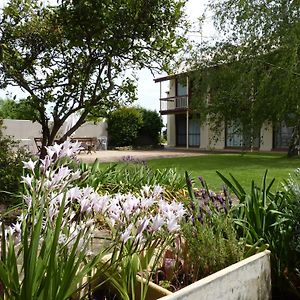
[
  {"x1": 136, "y1": 218, "x2": 150, "y2": 240},
  {"x1": 120, "y1": 224, "x2": 133, "y2": 243},
  {"x1": 67, "y1": 187, "x2": 82, "y2": 201},
  {"x1": 79, "y1": 197, "x2": 92, "y2": 213},
  {"x1": 150, "y1": 214, "x2": 165, "y2": 232},
  {"x1": 45, "y1": 146, "x2": 56, "y2": 159},
  {"x1": 141, "y1": 185, "x2": 151, "y2": 197},
  {"x1": 71, "y1": 170, "x2": 81, "y2": 181},
  {"x1": 52, "y1": 143, "x2": 63, "y2": 156},
  {"x1": 166, "y1": 217, "x2": 180, "y2": 233},
  {"x1": 40, "y1": 155, "x2": 52, "y2": 173},
  {"x1": 152, "y1": 185, "x2": 164, "y2": 198},
  {"x1": 23, "y1": 195, "x2": 32, "y2": 207},
  {"x1": 21, "y1": 174, "x2": 33, "y2": 189},
  {"x1": 140, "y1": 197, "x2": 155, "y2": 209},
  {"x1": 12, "y1": 221, "x2": 22, "y2": 235},
  {"x1": 22, "y1": 159, "x2": 38, "y2": 172},
  {"x1": 92, "y1": 194, "x2": 109, "y2": 213}
]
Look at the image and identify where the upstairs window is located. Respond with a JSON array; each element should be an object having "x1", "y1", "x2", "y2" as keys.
[{"x1": 176, "y1": 79, "x2": 188, "y2": 97}]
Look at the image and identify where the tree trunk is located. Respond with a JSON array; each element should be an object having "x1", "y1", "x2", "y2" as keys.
[{"x1": 288, "y1": 122, "x2": 300, "y2": 157}]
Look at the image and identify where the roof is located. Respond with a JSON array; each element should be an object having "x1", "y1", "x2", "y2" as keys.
[{"x1": 153, "y1": 72, "x2": 189, "y2": 83}]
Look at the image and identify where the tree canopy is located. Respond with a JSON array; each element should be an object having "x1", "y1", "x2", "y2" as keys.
[
  {"x1": 189, "y1": 0, "x2": 300, "y2": 153},
  {"x1": 0, "y1": 0, "x2": 188, "y2": 156},
  {"x1": 0, "y1": 98, "x2": 38, "y2": 120}
]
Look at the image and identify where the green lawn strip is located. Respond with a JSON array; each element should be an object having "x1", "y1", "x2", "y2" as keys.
[
  {"x1": 92, "y1": 152, "x2": 300, "y2": 192},
  {"x1": 147, "y1": 152, "x2": 300, "y2": 191}
]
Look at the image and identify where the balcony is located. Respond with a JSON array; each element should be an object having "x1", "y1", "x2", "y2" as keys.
[{"x1": 159, "y1": 95, "x2": 188, "y2": 115}]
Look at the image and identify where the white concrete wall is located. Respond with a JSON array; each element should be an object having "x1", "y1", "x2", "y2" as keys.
[
  {"x1": 260, "y1": 122, "x2": 273, "y2": 151},
  {"x1": 208, "y1": 123, "x2": 226, "y2": 150},
  {"x1": 167, "y1": 115, "x2": 176, "y2": 147},
  {"x1": 167, "y1": 80, "x2": 177, "y2": 147},
  {"x1": 2, "y1": 119, "x2": 107, "y2": 152},
  {"x1": 200, "y1": 122, "x2": 209, "y2": 149},
  {"x1": 160, "y1": 250, "x2": 271, "y2": 300}
]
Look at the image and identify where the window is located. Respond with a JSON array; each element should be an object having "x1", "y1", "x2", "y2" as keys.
[
  {"x1": 274, "y1": 122, "x2": 293, "y2": 149},
  {"x1": 226, "y1": 122, "x2": 260, "y2": 149}
]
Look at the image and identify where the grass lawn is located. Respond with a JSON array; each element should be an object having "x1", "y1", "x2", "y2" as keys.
[{"x1": 146, "y1": 152, "x2": 300, "y2": 191}]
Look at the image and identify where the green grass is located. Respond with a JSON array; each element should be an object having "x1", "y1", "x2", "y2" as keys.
[{"x1": 146, "y1": 152, "x2": 300, "y2": 191}]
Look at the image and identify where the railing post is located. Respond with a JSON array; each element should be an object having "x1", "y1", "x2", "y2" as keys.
[{"x1": 186, "y1": 76, "x2": 189, "y2": 149}]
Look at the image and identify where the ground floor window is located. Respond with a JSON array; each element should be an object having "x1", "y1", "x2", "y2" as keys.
[
  {"x1": 273, "y1": 122, "x2": 293, "y2": 149},
  {"x1": 175, "y1": 115, "x2": 200, "y2": 147},
  {"x1": 225, "y1": 122, "x2": 260, "y2": 149}
]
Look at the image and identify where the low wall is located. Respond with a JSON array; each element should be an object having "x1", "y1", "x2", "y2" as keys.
[
  {"x1": 160, "y1": 250, "x2": 271, "y2": 300},
  {"x1": 2, "y1": 119, "x2": 107, "y2": 152}
]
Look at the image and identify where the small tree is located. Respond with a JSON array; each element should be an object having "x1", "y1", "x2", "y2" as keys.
[{"x1": 0, "y1": 0, "x2": 188, "y2": 158}]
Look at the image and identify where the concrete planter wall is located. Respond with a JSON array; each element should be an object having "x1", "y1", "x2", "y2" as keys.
[{"x1": 146, "y1": 250, "x2": 271, "y2": 300}]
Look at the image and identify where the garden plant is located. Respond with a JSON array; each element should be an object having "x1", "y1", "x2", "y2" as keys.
[{"x1": 0, "y1": 140, "x2": 186, "y2": 300}]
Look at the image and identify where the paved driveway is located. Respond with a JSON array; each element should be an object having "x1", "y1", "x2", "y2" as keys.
[{"x1": 78, "y1": 149, "x2": 205, "y2": 163}]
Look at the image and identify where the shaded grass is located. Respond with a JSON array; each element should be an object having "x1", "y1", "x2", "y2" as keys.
[{"x1": 146, "y1": 152, "x2": 300, "y2": 191}]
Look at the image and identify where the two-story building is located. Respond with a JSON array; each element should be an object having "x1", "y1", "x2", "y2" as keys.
[{"x1": 154, "y1": 73, "x2": 293, "y2": 151}]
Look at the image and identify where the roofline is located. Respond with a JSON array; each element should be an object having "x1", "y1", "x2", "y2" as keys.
[{"x1": 153, "y1": 72, "x2": 189, "y2": 83}]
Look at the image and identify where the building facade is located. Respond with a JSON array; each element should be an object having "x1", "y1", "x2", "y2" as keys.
[{"x1": 154, "y1": 74, "x2": 292, "y2": 151}]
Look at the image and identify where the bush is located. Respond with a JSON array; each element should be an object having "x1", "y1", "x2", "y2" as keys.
[
  {"x1": 107, "y1": 107, "x2": 143, "y2": 147},
  {"x1": 0, "y1": 119, "x2": 31, "y2": 205},
  {"x1": 136, "y1": 108, "x2": 163, "y2": 146},
  {"x1": 219, "y1": 171, "x2": 297, "y2": 298},
  {"x1": 152, "y1": 173, "x2": 244, "y2": 291},
  {"x1": 107, "y1": 107, "x2": 163, "y2": 147}
]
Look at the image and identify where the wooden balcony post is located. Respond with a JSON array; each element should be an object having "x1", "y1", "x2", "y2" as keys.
[{"x1": 186, "y1": 76, "x2": 189, "y2": 149}]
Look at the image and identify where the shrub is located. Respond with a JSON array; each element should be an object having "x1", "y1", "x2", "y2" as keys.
[
  {"x1": 107, "y1": 107, "x2": 163, "y2": 148},
  {"x1": 136, "y1": 108, "x2": 163, "y2": 146},
  {"x1": 218, "y1": 170, "x2": 296, "y2": 297},
  {"x1": 0, "y1": 119, "x2": 31, "y2": 205},
  {"x1": 107, "y1": 107, "x2": 143, "y2": 147},
  {"x1": 152, "y1": 173, "x2": 244, "y2": 291}
]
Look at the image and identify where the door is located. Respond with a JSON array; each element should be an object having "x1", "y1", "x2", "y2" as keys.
[{"x1": 175, "y1": 115, "x2": 200, "y2": 147}]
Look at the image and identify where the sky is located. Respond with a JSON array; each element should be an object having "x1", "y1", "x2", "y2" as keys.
[
  {"x1": 0, "y1": 0, "x2": 218, "y2": 113},
  {"x1": 137, "y1": 0, "x2": 218, "y2": 112}
]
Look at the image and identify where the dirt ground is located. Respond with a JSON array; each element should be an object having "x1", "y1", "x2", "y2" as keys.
[{"x1": 78, "y1": 149, "x2": 206, "y2": 163}]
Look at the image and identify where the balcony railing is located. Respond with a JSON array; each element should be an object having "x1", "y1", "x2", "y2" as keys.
[{"x1": 159, "y1": 96, "x2": 188, "y2": 113}]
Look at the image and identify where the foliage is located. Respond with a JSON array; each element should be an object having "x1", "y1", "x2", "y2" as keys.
[
  {"x1": 283, "y1": 169, "x2": 300, "y2": 297},
  {"x1": 0, "y1": 119, "x2": 31, "y2": 205},
  {"x1": 0, "y1": 0, "x2": 188, "y2": 157},
  {"x1": 0, "y1": 98, "x2": 38, "y2": 120},
  {"x1": 107, "y1": 107, "x2": 163, "y2": 147},
  {"x1": 189, "y1": 0, "x2": 300, "y2": 153},
  {"x1": 153, "y1": 173, "x2": 244, "y2": 290},
  {"x1": 94, "y1": 186, "x2": 186, "y2": 300},
  {"x1": 107, "y1": 107, "x2": 143, "y2": 147},
  {"x1": 79, "y1": 159, "x2": 186, "y2": 199},
  {"x1": 218, "y1": 170, "x2": 297, "y2": 297},
  {"x1": 136, "y1": 108, "x2": 163, "y2": 146},
  {"x1": 0, "y1": 140, "x2": 112, "y2": 299}
]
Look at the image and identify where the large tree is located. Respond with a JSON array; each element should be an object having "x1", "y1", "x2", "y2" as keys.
[
  {"x1": 189, "y1": 0, "x2": 300, "y2": 154},
  {"x1": 0, "y1": 0, "x2": 188, "y2": 157}
]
